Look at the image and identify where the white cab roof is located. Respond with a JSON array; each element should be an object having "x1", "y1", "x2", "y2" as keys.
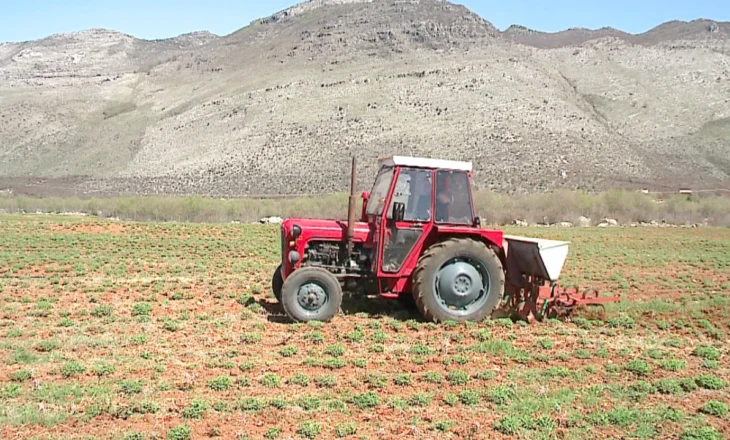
[{"x1": 377, "y1": 155, "x2": 472, "y2": 172}]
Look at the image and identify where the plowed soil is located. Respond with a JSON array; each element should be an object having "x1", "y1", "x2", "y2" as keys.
[{"x1": 0, "y1": 215, "x2": 728, "y2": 440}]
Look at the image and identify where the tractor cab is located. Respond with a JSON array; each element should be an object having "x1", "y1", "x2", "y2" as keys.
[
  {"x1": 361, "y1": 156, "x2": 484, "y2": 278},
  {"x1": 363, "y1": 156, "x2": 478, "y2": 227}
]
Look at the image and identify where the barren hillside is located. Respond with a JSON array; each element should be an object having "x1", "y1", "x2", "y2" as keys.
[{"x1": 1, "y1": 0, "x2": 729, "y2": 197}]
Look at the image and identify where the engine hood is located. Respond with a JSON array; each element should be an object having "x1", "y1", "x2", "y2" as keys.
[{"x1": 282, "y1": 218, "x2": 373, "y2": 242}]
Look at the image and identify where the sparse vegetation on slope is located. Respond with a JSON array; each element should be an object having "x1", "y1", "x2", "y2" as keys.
[{"x1": 0, "y1": 0, "x2": 729, "y2": 197}]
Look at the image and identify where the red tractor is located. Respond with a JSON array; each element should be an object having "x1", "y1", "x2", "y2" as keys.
[{"x1": 272, "y1": 156, "x2": 619, "y2": 323}]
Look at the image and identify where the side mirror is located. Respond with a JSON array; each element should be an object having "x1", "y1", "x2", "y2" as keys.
[
  {"x1": 474, "y1": 216, "x2": 482, "y2": 227},
  {"x1": 361, "y1": 191, "x2": 370, "y2": 201},
  {"x1": 392, "y1": 202, "x2": 405, "y2": 222}
]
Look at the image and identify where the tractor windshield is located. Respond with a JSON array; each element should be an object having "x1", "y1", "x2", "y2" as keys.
[{"x1": 366, "y1": 165, "x2": 395, "y2": 216}]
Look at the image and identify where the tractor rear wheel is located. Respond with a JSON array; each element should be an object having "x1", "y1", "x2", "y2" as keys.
[
  {"x1": 412, "y1": 238, "x2": 505, "y2": 323},
  {"x1": 280, "y1": 267, "x2": 343, "y2": 322},
  {"x1": 271, "y1": 264, "x2": 283, "y2": 303}
]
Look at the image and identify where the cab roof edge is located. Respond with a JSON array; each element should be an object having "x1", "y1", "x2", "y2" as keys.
[{"x1": 377, "y1": 156, "x2": 472, "y2": 172}]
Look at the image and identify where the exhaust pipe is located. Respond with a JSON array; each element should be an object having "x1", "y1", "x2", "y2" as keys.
[{"x1": 346, "y1": 156, "x2": 357, "y2": 260}]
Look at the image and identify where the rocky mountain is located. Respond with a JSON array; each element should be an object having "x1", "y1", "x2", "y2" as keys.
[
  {"x1": 502, "y1": 19, "x2": 730, "y2": 48},
  {"x1": 1, "y1": 0, "x2": 729, "y2": 197}
]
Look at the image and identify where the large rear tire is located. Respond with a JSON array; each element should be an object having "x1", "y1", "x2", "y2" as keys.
[
  {"x1": 412, "y1": 238, "x2": 505, "y2": 323},
  {"x1": 271, "y1": 264, "x2": 283, "y2": 303},
  {"x1": 281, "y1": 267, "x2": 343, "y2": 322}
]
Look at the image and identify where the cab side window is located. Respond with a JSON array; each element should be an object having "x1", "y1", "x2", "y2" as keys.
[
  {"x1": 387, "y1": 168, "x2": 433, "y2": 222},
  {"x1": 435, "y1": 170, "x2": 473, "y2": 225}
]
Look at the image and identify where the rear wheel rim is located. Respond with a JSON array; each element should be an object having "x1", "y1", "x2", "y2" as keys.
[{"x1": 432, "y1": 256, "x2": 491, "y2": 316}]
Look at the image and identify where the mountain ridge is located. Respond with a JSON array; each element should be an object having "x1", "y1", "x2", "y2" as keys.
[{"x1": 3, "y1": 7, "x2": 727, "y2": 46}]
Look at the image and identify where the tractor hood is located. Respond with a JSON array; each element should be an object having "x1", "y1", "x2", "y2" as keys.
[
  {"x1": 281, "y1": 218, "x2": 374, "y2": 243},
  {"x1": 503, "y1": 235, "x2": 570, "y2": 284}
]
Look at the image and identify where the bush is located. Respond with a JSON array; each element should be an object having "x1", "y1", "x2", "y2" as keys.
[{"x1": 5, "y1": 190, "x2": 728, "y2": 226}]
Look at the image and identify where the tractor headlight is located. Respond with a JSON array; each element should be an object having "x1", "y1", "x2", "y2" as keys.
[
  {"x1": 288, "y1": 250, "x2": 300, "y2": 264},
  {"x1": 291, "y1": 224, "x2": 302, "y2": 238}
]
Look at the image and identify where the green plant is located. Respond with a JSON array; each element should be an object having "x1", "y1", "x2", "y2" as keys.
[
  {"x1": 459, "y1": 389, "x2": 481, "y2": 406},
  {"x1": 679, "y1": 426, "x2": 723, "y2": 440},
  {"x1": 91, "y1": 304, "x2": 112, "y2": 317},
  {"x1": 280, "y1": 345, "x2": 299, "y2": 357},
  {"x1": 132, "y1": 302, "x2": 152, "y2": 316},
  {"x1": 324, "y1": 344, "x2": 345, "y2": 357},
  {"x1": 208, "y1": 376, "x2": 233, "y2": 391},
  {"x1": 486, "y1": 385, "x2": 515, "y2": 405},
  {"x1": 167, "y1": 424, "x2": 192, "y2": 440},
  {"x1": 447, "y1": 370, "x2": 470, "y2": 386},
  {"x1": 695, "y1": 374, "x2": 726, "y2": 390},
  {"x1": 432, "y1": 420, "x2": 454, "y2": 432},
  {"x1": 352, "y1": 391, "x2": 380, "y2": 409},
  {"x1": 394, "y1": 373, "x2": 412, "y2": 386},
  {"x1": 409, "y1": 344, "x2": 431, "y2": 355},
  {"x1": 494, "y1": 416, "x2": 520, "y2": 435},
  {"x1": 334, "y1": 421, "x2": 358, "y2": 437},
  {"x1": 10, "y1": 370, "x2": 31, "y2": 382},
  {"x1": 624, "y1": 359, "x2": 651, "y2": 376},
  {"x1": 654, "y1": 378, "x2": 681, "y2": 395},
  {"x1": 120, "y1": 380, "x2": 143, "y2": 395},
  {"x1": 692, "y1": 345, "x2": 720, "y2": 360},
  {"x1": 261, "y1": 373, "x2": 282, "y2": 388},
  {"x1": 297, "y1": 421, "x2": 322, "y2": 439},
  {"x1": 60, "y1": 360, "x2": 86, "y2": 378},
  {"x1": 699, "y1": 401, "x2": 728, "y2": 417},
  {"x1": 181, "y1": 398, "x2": 209, "y2": 419},
  {"x1": 288, "y1": 373, "x2": 310, "y2": 387},
  {"x1": 314, "y1": 375, "x2": 336, "y2": 388}
]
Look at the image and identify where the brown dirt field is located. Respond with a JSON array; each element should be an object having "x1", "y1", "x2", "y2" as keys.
[{"x1": 0, "y1": 217, "x2": 728, "y2": 439}]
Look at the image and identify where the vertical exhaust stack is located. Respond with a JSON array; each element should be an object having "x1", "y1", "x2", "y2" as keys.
[{"x1": 346, "y1": 156, "x2": 357, "y2": 260}]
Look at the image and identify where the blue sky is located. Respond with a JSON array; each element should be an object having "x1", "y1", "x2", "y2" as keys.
[{"x1": 1, "y1": 0, "x2": 728, "y2": 43}]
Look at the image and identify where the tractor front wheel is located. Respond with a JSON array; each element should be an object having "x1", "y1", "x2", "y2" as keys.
[
  {"x1": 412, "y1": 238, "x2": 505, "y2": 323},
  {"x1": 280, "y1": 267, "x2": 343, "y2": 322},
  {"x1": 271, "y1": 264, "x2": 283, "y2": 303}
]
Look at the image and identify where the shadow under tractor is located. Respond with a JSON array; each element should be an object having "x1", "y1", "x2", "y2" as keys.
[{"x1": 272, "y1": 156, "x2": 619, "y2": 323}]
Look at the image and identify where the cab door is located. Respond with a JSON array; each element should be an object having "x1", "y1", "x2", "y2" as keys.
[{"x1": 378, "y1": 167, "x2": 434, "y2": 276}]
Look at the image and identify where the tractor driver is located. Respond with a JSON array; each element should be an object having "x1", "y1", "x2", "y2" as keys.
[
  {"x1": 406, "y1": 171, "x2": 452, "y2": 222},
  {"x1": 434, "y1": 175, "x2": 454, "y2": 223},
  {"x1": 409, "y1": 171, "x2": 433, "y2": 221}
]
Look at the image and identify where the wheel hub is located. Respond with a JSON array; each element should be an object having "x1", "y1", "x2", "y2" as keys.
[
  {"x1": 297, "y1": 282, "x2": 327, "y2": 311},
  {"x1": 436, "y1": 260, "x2": 484, "y2": 309}
]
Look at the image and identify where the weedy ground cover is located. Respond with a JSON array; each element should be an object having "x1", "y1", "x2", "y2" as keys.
[{"x1": 0, "y1": 215, "x2": 728, "y2": 439}]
